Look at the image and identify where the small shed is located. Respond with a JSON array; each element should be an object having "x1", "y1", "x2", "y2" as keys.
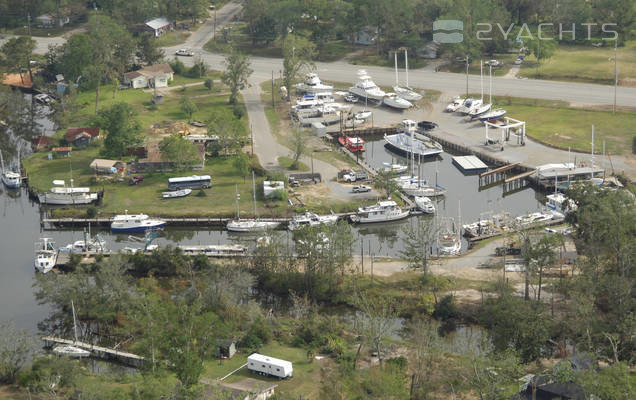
[
  {"x1": 52, "y1": 147, "x2": 71, "y2": 157},
  {"x1": 216, "y1": 339, "x2": 237, "y2": 359},
  {"x1": 145, "y1": 17, "x2": 172, "y2": 37},
  {"x1": 90, "y1": 159, "x2": 122, "y2": 174},
  {"x1": 311, "y1": 122, "x2": 326, "y2": 137}
]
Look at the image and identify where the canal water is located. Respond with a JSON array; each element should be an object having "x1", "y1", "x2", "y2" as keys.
[{"x1": 0, "y1": 115, "x2": 546, "y2": 333}]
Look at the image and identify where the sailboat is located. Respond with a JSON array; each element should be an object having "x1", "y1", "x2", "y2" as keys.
[
  {"x1": 438, "y1": 204, "x2": 462, "y2": 256},
  {"x1": 52, "y1": 301, "x2": 91, "y2": 358},
  {"x1": 0, "y1": 149, "x2": 21, "y2": 189},
  {"x1": 477, "y1": 62, "x2": 505, "y2": 122},
  {"x1": 393, "y1": 49, "x2": 423, "y2": 101},
  {"x1": 469, "y1": 61, "x2": 492, "y2": 119},
  {"x1": 227, "y1": 174, "x2": 280, "y2": 232}
]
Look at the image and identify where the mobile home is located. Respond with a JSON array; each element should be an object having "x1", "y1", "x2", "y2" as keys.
[{"x1": 247, "y1": 353, "x2": 293, "y2": 379}]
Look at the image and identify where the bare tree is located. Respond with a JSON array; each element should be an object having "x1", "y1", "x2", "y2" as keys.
[
  {"x1": 400, "y1": 217, "x2": 439, "y2": 273},
  {"x1": 354, "y1": 290, "x2": 400, "y2": 366},
  {"x1": 0, "y1": 321, "x2": 37, "y2": 383}
]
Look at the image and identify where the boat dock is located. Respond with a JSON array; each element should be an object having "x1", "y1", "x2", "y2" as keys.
[
  {"x1": 41, "y1": 216, "x2": 289, "y2": 229},
  {"x1": 452, "y1": 155, "x2": 488, "y2": 174},
  {"x1": 467, "y1": 217, "x2": 565, "y2": 243},
  {"x1": 42, "y1": 336, "x2": 145, "y2": 367}
]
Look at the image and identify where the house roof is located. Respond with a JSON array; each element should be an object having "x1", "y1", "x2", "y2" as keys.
[
  {"x1": 145, "y1": 17, "x2": 171, "y2": 30},
  {"x1": 31, "y1": 136, "x2": 52, "y2": 148},
  {"x1": 52, "y1": 147, "x2": 71, "y2": 152},
  {"x1": 90, "y1": 159, "x2": 120, "y2": 169},
  {"x1": 66, "y1": 127, "x2": 100, "y2": 142},
  {"x1": 125, "y1": 64, "x2": 174, "y2": 80},
  {"x1": 124, "y1": 71, "x2": 143, "y2": 79}
]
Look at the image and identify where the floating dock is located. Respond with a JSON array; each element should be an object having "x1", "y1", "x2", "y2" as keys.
[{"x1": 452, "y1": 155, "x2": 489, "y2": 174}]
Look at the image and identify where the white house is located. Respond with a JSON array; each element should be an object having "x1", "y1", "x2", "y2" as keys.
[
  {"x1": 36, "y1": 12, "x2": 70, "y2": 28},
  {"x1": 145, "y1": 17, "x2": 172, "y2": 37},
  {"x1": 123, "y1": 64, "x2": 174, "y2": 89}
]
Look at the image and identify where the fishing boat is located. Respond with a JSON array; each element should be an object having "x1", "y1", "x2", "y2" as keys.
[
  {"x1": 111, "y1": 211, "x2": 166, "y2": 233},
  {"x1": 349, "y1": 70, "x2": 386, "y2": 102},
  {"x1": 59, "y1": 231, "x2": 107, "y2": 254},
  {"x1": 162, "y1": 188, "x2": 192, "y2": 198},
  {"x1": 415, "y1": 196, "x2": 435, "y2": 214},
  {"x1": 0, "y1": 150, "x2": 21, "y2": 189},
  {"x1": 34, "y1": 238, "x2": 57, "y2": 274},
  {"x1": 384, "y1": 120, "x2": 443, "y2": 158},
  {"x1": 38, "y1": 180, "x2": 99, "y2": 205},
  {"x1": 350, "y1": 200, "x2": 409, "y2": 224},
  {"x1": 479, "y1": 108, "x2": 506, "y2": 122},
  {"x1": 295, "y1": 72, "x2": 333, "y2": 94},
  {"x1": 462, "y1": 219, "x2": 496, "y2": 238},
  {"x1": 383, "y1": 93, "x2": 413, "y2": 109},
  {"x1": 227, "y1": 173, "x2": 281, "y2": 232},
  {"x1": 446, "y1": 97, "x2": 465, "y2": 112},
  {"x1": 392, "y1": 50, "x2": 422, "y2": 101},
  {"x1": 288, "y1": 212, "x2": 339, "y2": 231},
  {"x1": 545, "y1": 192, "x2": 577, "y2": 218},
  {"x1": 338, "y1": 136, "x2": 365, "y2": 152},
  {"x1": 382, "y1": 163, "x2": 408, "y2": 174}
]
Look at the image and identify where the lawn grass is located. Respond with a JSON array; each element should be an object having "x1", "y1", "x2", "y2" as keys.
[
  {"x1": 203, "y1": 341, "x2": 325, "y2": 399},
  {"x1": 278, "y1": 156, "x2": 309, "y2": 171},
  {"x1": 23, "y1": 149, "x2": 289, "y2": 217},
  {"x1": 348, "y1": 53, "x2": 429, "y2": 69},
  {"x1": 442, "y1": 53, "x2": 520, "y2": 77},
  {"x1": 519, "y1": 41, "x2": 636, "y2": 86},
  {"x1": 154, "y1": 30, "x2": 192, "y2": 47},
  {"x1": 487, "y1": 95, "x2": 636, "y2": 155}
]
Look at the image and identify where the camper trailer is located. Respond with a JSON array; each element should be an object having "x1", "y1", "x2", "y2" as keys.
[{"x1": 247, "y1": 353, "x2": 293, "y2": 379}]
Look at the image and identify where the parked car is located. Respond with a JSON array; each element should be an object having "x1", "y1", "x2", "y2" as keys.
[
  {"x1": 129, "y1": 176, "x2": 144, "y2": 185},
  {"x1": 417, "y1": 121, "x2": 438, "y2": 131},
  {"x1": 513, "y1": 58, "x2": 523, "y2": 65},
  {"x1": 352, "y1": 185, "x2": 371, "y2": 193},
  {"x1": 175, "y1": 48, "x2": 194, "y2": 57},
  {"x1": 485, "y1": 59, "x2": 502, "y2": 67},
  {"x1": 344, "y1": 94, "x2": 358, "y2": 103}
]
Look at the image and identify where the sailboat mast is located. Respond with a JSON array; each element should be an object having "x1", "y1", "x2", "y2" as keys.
[
  {"x1": 405, "y1": 49, "x2": 409, "y2": 88},
  {"x1": 234, "y1": 184, "x2": 240, "y2": 219},
  {"x1": 457, "y1": 200, "x2": 461, "y2": 241},
  {"x1": 591, "y1": 125, "x2": 595, "y2": 166},
  {"x1": 489, "y1": 65, "x2": 492, "y2": 105},
  {"x1": 71, "y1": 300, "x2": 78, "y2": 343},
  {"x1": 394, "y1": 51, "x2": 399, "y2": 86},
  {"x1": 0, "y1": 150, "x2": 5, "y2": 173},
  {"x1": 480, "y1": 60, "x2": 484, "y2": 101},
  {"x1": 252, "y1": 171, "x2": 257, "y2": 218}
]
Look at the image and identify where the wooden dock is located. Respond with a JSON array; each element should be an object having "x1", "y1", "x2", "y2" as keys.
[
  {"x1": 468, "y1": 217, "x2": 565, "y2": 242},
  {"x1": 42, "y1": 336, "x2": 145, "y2": 367}
]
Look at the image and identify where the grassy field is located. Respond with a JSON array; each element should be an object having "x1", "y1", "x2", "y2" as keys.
[
  {"x1": 442, "y1": 53, "x2": 519, "y2": 77},
  {"x1": 154, "y1": 30, "x2": 192, "y2": 47},
  {"x1": 486, "y1": 96, "x2": 636, "y2": 155},
  {"x1": 519, "y1": 41, "x2": 636, "y2": 86},
  {"x1": 203, "y1": 341, "x2": 326, "y2": 398},
  {"x1": 278, "y1": 156, "x2": 309, "y2": 171}
]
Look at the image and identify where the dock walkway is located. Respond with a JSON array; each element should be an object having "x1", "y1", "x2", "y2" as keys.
[{"x1": 42, "y1": 336, "x2": 145, "y2": 367}]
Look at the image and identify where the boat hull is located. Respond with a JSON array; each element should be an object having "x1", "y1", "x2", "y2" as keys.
[
  {"x1": 227, "y1": 221, "x2": 280, "y2": 232},
  {"x1": 384, "y1": 134, "x2": 443, "y2": 158},
  {"x1": 393, "y1": 87, "x2": 422, "y2": 101},
  {"x1": 111, "y1": 223, "x2": 166, "y2": 233},
  {"x1": 350, "y1": 210, "x2": 410, "y2": 224},
  {"x1": 1, "y1": 175, "x2": 21, "y2": 188},
  {"x1": 38, "y1": 193, "x2": 99, "y2": 205},
  {"x1": 383, "y1": 97, "x2": 413, "y2": 109},
  {"x1": 348, "y1": 87, "x2": 385, "y2": 102}
]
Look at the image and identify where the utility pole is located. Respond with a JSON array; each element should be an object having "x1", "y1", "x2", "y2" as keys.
[
  {"x1": 613, "y1": 42, "x2": 618, "y2": 114},
  {"x1": 465, "y1": 56, "x2": 469, "y2": 97},
  {"x1": 271, "y1": 70, "x2": 275, "y2": 108}
]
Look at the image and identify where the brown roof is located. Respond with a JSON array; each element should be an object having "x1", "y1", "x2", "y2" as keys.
[
  {"x1": 31, "y1": 136, "x2": 53, "y2": 151},
  {"x1": 2, "y1": 73, "x2": 33, "y2": 89},
  {"x1": 66, "y1": 127, "x2": 100, "y2": 142},
  {"x1": 52, "y1": 147, "x2": 72, "y2": 152},
  {"x1": 124, "y1": 71, "x2": 143, "y2": 79},
  {"x1": 138, "y1": 64, "x2": 174, "y2": 77}
]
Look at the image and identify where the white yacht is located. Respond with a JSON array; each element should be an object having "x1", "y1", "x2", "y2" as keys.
[
  {"x1": 349, "y1": 70, "x2": 386, "y2": 102},
  {"x1": 53, "y1": 345, "x2": 90, "y2": 358},
  {"x1": 382, "y1": 163, "x2": 408, "y2": 174},
  {"x1": 288, "y1": 212, "x2": 339, "y2": 231},
  {"x1": 415, "y1": 196, "x2": 435, "y2": 214},
  {"x1": 383, "y1": 93, "x2": 413, "y2": 109},
  {"x1": 384, "y1": 120, "x2": 443, "y2": 158},
  {"x1": 59, "y1": 233, "x2": 107, "y2": 254},
  {"x1": 0, "y1": 150, "x2": 21, "y2": 188},
  {"x1": 515, "y1": 212, "x2": 554, "y2": 226},
  {"x1": 446, "y1": 97, "x2": 465, "y2": 112},
  {"x1": 111, "y1": 212, "x2": 166, "y2": 233},
  {"x1": 295, "y1": 72, "x2": 333, "y2": 94},
  {"x1": 35, "y1": 238, "x2": 57, "y2": 274},
  {"x1": 469, "y1": 103, "x2": 492, "y2": 118},
  {"x1": 38, "y1": 180, "x2": 99, "y2": 205},
  {"x1": 457, "y1": 98, "x2": 483, "y2": 114},
  {"x1": 350, "y1": 200, "x2": 409, "y2": 224}
]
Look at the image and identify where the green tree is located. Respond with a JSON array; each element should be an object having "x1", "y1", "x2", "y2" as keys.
[
  {"x1": 290, "y1": 128, "x2": 306, "y2": 170},
  {"x1": 56, "y1": 33, "x2": 92, "y2": 82},
  {"x1": 282, "y1": 33, "x2": 316, "y2": 100},
  {"x1": 576, "y1": 362, "x2": 634, "y2": 399},
  {"x1": 159, "y1": 134, "x2": 201, "y2": 171},
  {"x1": 204, "y1": 78, "x2": 214, "y2": 91},
  {"x1": 91, "y1": 102, "x2": 142, "y2": 158},
  {"x1": 525, "y1": 37, "x2": 557, "y2": 77},
  {"x1": 526, "y1": 234, "x2": 559, "y2": 302},
  {"x1": 0, "y1": 321, "x2": 36, "y2": 384},
  {"x1": 136, "y1": 34, "x2": 165, "y2": 65},
  {"x1": 189, "y1": 56, "x2": 209, "y2": 78},
  {"x1": 400, "y1": 218, "x2": 438, "y2": 273},
  {"x1": 221, "y1": 50, "x2": 253, "y2": 104},
  {"x1": 207, "y1": 110, "x2": 243, "y2": 156},
  {"x1": 373, "y1": 169, "x2": 399, "y2": 198},
  {"x1": 354, "y1": 290, "x2": 400, "y2": 366},
  {"x1": 180, "y1": 95, "x2": 198, "y2": 122},
  {"x1": 233, "y1": 153, "x2": 250, "y2": 182},
  {"x1": 0, "y1": 36, "x2": 36, "y2": 76}
]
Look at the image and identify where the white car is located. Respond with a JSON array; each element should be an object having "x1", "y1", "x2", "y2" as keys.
[
  {"x1": 485, "y1": 59, "x2": 501, "y2": 67},
  {"x1": 344, "y1": 94, "x2": 358, "y2": 103},
  {"x1": 175, "y1": 49, "x2": 194, "y2": 57},
  {"x1": 352, "y1": 185, "x2": 371, "y2": 193}
]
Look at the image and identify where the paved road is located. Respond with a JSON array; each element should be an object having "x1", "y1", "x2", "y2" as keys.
[{"x1": 183, "y1": 1, "x2": 243, "y2": 50}]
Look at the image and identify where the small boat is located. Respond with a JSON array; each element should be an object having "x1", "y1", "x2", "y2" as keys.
[
  {"x1": 414, "y1": 196, "x2": 435, "y2": 214},
  {"x1": 384, "y1": 120, "x2": 443, "y2": 158},
  {"x1": 355, "y1": 110, "x2": 372, "y2": 120},
  {"x1": 227, "y1": 220, "x2": 280, "y2": 232},
  {"x1": 469, "y1": 103, "x2": 492, "y2": 119},
  {"x1": 382, "y1": 163, "x2": 408, "y2": 174},
  {"x1": 349, "y1": 70, "x2": 386, "y2": 102},
  {"x1": 462, "y1": 220, "x2": 495, "y2": 238},
  {"x1": 446, "y1": 97, "x2": 465, "y2": 112},
  {"x1": 545, "y1": 192, "x2": 577, "y2": 218},
  {"x1": 338, "y1": 136, "x2": 365, "y2": 152},
  {"x1": 383, "y1": 93, "x2": 413, "y2": 109},
  {"x1": 52, "y1": 345, "x2": 90, "y2": 358},
  {"x1": 350, "y1": 200, "x2": 409, "y2": 224},
  {"x1": 479, "y1": 108, "x2": 506, "y2": 122},
  {"x1": 38, "y1": 180, "x2": 99, "y2": 205},
  {"x1": 438, "y1": 218, "x2": 461, "y2": 255},
  {"x1": 111, "y1": 211, "x2": 166, "y2": 233},
  {"x1": 34, "y1": 238, "x2": 57, "y2": 274},
  {"x1": 295, "y1": 73, "x2": 334, "y2": 94},
  {"x1": 457, "y1": 98, "x2": 483, "y2": 114},
  {"x1": 288, "y1": 212, "x2": 338, "y2": 231},
  {"x1": 162, "y1": 188, "x2": 192, "y2": 198},
  {"x1": 399, "y1": 180, "x2": 447, "y2": 198},
  {"x1": 0, "y1": 150, "x2": 22, "y2": 189},
  {"x1": 59, "y1": 234, "x2": 107, "y2": 254},
  {"x1": 515, "y1": 212, "x2": 554, "y2": 226}
]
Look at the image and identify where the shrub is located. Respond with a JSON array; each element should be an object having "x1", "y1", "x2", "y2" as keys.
[
  {"x1": 204, "y1": 78, "x2": 213, "y2": 91},
  {"x1": 433, "y1": 294, "x2": 458, "y2": 320},
  {"x1": 232, "y1": 105, "x2": 245, "y2": 119},
  {"x1": 169, "y1": 58, "x2": 186, "y2": 75},
  {"x1": 86, "y1": 206, "x2": 98, "y2": 218},
  {"x1": 269, "y1": 189, "x2": 288, "y2": 202}
]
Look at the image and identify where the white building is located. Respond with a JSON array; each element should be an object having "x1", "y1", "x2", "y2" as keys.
[
  {"x1": 247, "y1": 353, "x2": 293, "y2": 379},
  {"x1": 123, "y1": 64, "x2": 174, "y2": 89},
  {"x1": 145, "y1": 17, "x2": 172, "y2": 37}
]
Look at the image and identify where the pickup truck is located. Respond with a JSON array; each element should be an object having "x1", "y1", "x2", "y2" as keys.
[
  {"x1": 352, "y1": 185, "x2": 371, "y2": 193},
  {"x1": 342, "y1": 170, "x2": 368, "y2": 183}
]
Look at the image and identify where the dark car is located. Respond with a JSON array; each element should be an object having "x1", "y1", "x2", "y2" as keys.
[
  {"x1": 129, "y1": 176, "x2": 144, "y2": 185},
  {"x1": 417, "y1": 121, "x2": 438, "y2": 131}
]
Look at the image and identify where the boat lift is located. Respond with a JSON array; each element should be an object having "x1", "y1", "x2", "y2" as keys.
[{"x1": 484, "y1": 117, "x2": 526, "y2": 150}]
